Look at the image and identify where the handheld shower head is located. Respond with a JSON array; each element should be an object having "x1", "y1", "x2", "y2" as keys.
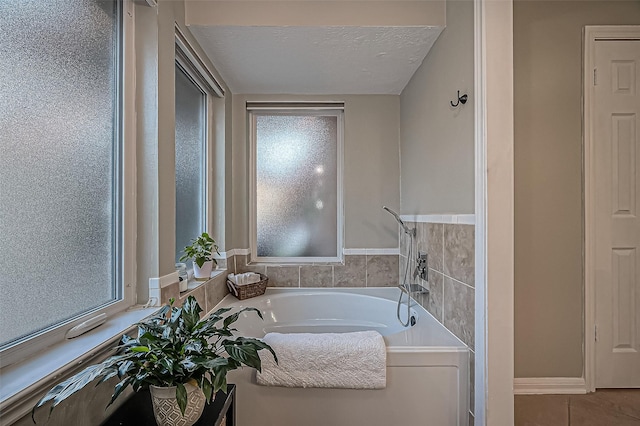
[{"x1": 382, "y1": 206, "x2": 415, "y2": 236}]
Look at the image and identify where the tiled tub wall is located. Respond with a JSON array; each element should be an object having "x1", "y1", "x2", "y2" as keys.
[
  {"x1": 231, "y1": 254, "x2": 399, "y2": 288},
  {"x1": 160, "y1": 251, "x2": 400, "y2": 309},
  {"x1": 158, "y1": 255, "x2": 230, "y2": 312},
  {"x1": 401, "y1": 221, "x2": 475, "y2": 421}
]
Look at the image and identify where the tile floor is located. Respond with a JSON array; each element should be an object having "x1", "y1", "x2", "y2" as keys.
[{"x1": 515, "y1": 389, "x2": 640, "y2": 425}]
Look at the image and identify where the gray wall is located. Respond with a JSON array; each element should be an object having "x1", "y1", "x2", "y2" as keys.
[
  {"x1": 399, "y1": 0, "x2": 474, "y2": 215},
  {"x1": 397, "y1": 0, "x2": 475, "y2": 419},
  {"x1": 231, "y1": 94, "x2": 401, "y2": 250},
  {"x1": 514, "y1": 0, "x2": 640, "y2": 378}
]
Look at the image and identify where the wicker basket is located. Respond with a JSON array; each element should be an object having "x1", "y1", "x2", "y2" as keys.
[{"x1": 226, "y1": 273, "x2": 268, "y2": 300}]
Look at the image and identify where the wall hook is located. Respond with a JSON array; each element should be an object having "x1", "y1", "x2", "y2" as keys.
[{"x1": 450, "y1": 91, "x2": 468, "y2": 107}]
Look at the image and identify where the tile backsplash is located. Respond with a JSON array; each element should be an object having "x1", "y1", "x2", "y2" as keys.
[
  {"x1": 161, "y1": 250, "x2": 401, "y2": 312},
  {"x1": 401, "y1": 221, "x2": 475, "y2": 346},
  {"x1": 232, "y1": 253, "x2": 399, "y2": 288}
]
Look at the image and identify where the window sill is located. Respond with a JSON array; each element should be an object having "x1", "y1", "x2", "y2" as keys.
[
  {"x1": 0, "y1": 305, "x2": 158, "y2": 425},
  {"x1": 180, "y1": 269, "x2": 227, "y2": 294}
]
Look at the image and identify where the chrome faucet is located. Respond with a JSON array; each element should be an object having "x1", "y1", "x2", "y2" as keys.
[{"x1": 414, "y1": 252, "x2": 428, "y2": 282}]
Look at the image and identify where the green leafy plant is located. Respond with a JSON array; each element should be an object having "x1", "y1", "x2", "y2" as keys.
[
  {"x1": 33, "y1": 296, "x2": 276, "y2": 421},
  {"x1": 180, "y1": 232, "x2": 220, "y2": 268}
]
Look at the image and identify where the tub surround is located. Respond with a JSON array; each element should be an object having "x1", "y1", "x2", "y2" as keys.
[
  {"x1": 154, "y1": 248, "x2": 402, "y2": 312},
  {"x1": 399, "y1": 221, "x2": 475, "y2": 347},
  {"x1": 220, "y1": 287, "x2": 469, "y2": 426},
  {"x1": 231, "y1": 252, "x2": 400, "y2": 288},
  {"x1": 400, "y1": 218, "x2": 476, "y2": 420},
  {"x1": 152, "y1": 258, "x2": 231, "y2": 313}
]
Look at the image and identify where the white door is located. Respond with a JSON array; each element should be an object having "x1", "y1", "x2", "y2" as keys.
[{"x1": 594, "y1": 38, "x2": 640, "y2": 388}]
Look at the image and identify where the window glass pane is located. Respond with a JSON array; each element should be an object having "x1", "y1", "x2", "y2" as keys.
[
  {"x1": 255, "y1": 114, "x2": 338, "y2": 258},
  {"x1": 0, "y1": 0, "x2": 120, "y2": 346},
  {"x1": 175, "y1": 64, "x2": 206, "y2": 262}
]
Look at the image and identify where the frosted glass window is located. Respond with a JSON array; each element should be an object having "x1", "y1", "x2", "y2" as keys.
[
  {"x1": 253, "y1": 112, "x2": 341, "y2": 259},
  {"x1": 175, "y1": 63, "x2": 206, "y2": 262},
  {"x1": 0, "y1": 0, "x2": 121, "y2": 347}
]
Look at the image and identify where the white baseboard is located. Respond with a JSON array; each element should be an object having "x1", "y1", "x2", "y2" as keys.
[{"x1": 514, "y1": 377, "x2": 587, "y2": 395}]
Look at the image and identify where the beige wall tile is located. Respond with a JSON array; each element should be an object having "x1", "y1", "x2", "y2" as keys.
[
  {"x1": 300, "y1": 266, "x2": 333, "y2": 287},
  {"x1": 335, "y1": 255, "x2": 366, "y2": 287},
  {"x1": 444, "y1": 224, "x2": 475, "y2": 287},
  {"x1": 236, "y1": 254, "x2": 267, "y2": 276},
  {"x1": 399, "y1": 253, "x2": 409, "y2": 285},
  {"x1": 181, "y1": 285, "x2": 206, "y2": 314},
  {"x1": 227, "y1": 255, "x2": 236, "y2": 274},
  {"x1": 234, "y1": 254, "x2": 247, "y2": 273},
  {"x1": 161, "y1": 281, "x2": 181, "y2": 306},
  {"x1": 265, "y1": 266, "x2": 299, "y2": 287},
  {"x1": 205, "y1": 274, "x2": 229, "y2": 312},
  {"x1": 443, "y1": 276, "x2": 475, "y2": 349},
  {"x1": 366, "y1": 255, "x2": 399, "y2": 287},
  {"x1": 418, "y1": 271, "x2": 443, "y2": 322},
  {"x1": 427, "y1": 223, "x2": 444, "y2": 272}
]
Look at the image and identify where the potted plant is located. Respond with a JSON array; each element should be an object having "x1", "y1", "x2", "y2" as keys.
[
  {"x1": 33, "y1": 296, "x2": 276, "y2": 426},
  {"x1": 180, "y1": 232, "x2": 219, "y2": 281}
]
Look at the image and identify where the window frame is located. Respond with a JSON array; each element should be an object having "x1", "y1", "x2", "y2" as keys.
[
  {"x1": 248, "y1": 104, "x2": 345, "y2": 264},
  {"x1": 0, "y1": 0, "x2": 136, "y2": 369},
  {"x1": 174, "y1": 26, "x2": 224, "y2": 267}
]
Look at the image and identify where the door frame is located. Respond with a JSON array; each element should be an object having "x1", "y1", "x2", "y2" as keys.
[
  {"x1": 584, "y1": 25, "x2": 640, "y2": 393},
  {"x1": 474, "y1": 0, "x2": 515, "y2": 424}
]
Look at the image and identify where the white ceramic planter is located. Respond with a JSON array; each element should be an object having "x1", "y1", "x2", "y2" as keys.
[
  {"x1": 192, "y1": 260, "x2": 213, "y2": 281},
  {"x1": 149, "y1": 383, "x2": 207, "y2": 426}
]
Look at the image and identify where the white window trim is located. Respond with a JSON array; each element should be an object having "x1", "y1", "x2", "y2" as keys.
[
  {"x1": 0, "y1": 0, "x2": 136, "y2": 370},
  {"x1": 175, "y1": 25, "x2": 224, "y2": 98},
  {"x1": 248, "y1": 105, "x2": 345, "y2": 263}
]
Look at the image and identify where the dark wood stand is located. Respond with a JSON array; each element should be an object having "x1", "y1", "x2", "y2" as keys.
[{"x1": 102, "y1": 384, "x2": 235, "y2": 426}]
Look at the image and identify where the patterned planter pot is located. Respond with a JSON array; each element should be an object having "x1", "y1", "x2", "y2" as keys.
[{"x1": 149, "y1": 383, "x2": 207, "y2": 426}]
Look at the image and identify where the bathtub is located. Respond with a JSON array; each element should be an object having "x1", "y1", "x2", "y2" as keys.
[{"x1": 217, "y1": 287, "x2": 469, "y2": 426}]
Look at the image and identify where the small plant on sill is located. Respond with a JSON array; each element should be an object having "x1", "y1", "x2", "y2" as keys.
[{"x1": 180, "y1": 232, "x2": 219, "y2": 268}]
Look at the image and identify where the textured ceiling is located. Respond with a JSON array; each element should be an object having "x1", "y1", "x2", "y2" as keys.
[{"x1": 189, "y1": 26, "x2": 443, "y2": 95}]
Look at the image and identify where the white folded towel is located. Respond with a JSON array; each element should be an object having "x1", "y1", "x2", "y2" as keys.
[
  {"x1": 227, "y1": 272, "x2": 261, "y2": 286},
  {"x1": 257, "y1": 331, "x2": 386, "y2": 389}
]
